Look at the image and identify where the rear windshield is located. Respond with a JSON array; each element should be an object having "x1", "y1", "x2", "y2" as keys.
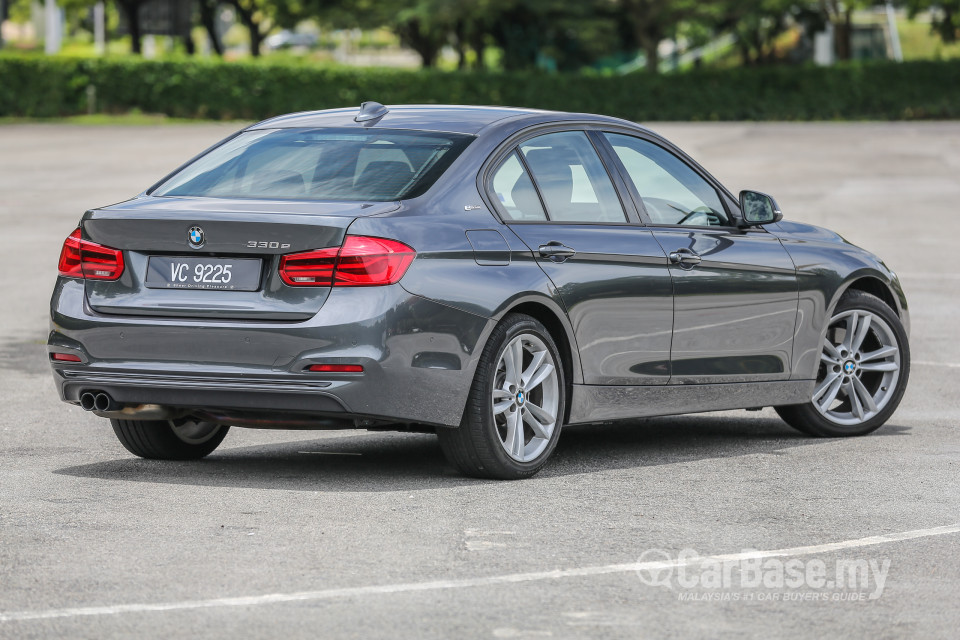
[{"x1": 151, "y1": 128, "x2": 475, "y2": 201}]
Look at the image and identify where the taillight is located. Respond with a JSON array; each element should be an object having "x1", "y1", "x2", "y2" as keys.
[
  {"x1": 58, "y1": 228, "x2": 125, "y2": 281},
  {"x1": 279, "y1": 236, "x2": 415, "y2": 287},
  {"x1": 278, "y1": 247, "x2": 339, "y2": 286},
  {"x1": 335, "y1": 236, "x2": 416, "y2": 286}
]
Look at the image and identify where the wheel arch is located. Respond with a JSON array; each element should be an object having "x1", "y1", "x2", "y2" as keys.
[
  {"x1": 843, "y1": 276, "x2": 898, "y2": 315},
  {"x1": 792, "y1": 267, "x2": 910, "y2": 381},
  {"x1": 497, "y1": 298, "x2": 582, "y2": 423},
  {"x1": 831, "y1": 270, "x2": 909, "y2": 337}
]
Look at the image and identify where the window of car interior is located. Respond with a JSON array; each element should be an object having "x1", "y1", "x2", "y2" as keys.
[
  {"x1": 152, "y1": 128, "x2": 473, "y2": 202},
  {"x1": 502, "y1": 131, "x2": 626, "y2": 223},
  {"x1": 602, "y1": 132, "x2": 731, "y2": 227},
  {"x1": 490, "y1": 151, "x2": 549, "y2": 221}
]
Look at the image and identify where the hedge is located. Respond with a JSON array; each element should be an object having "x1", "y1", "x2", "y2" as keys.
[{"x1": 1, "y1": 55, "x2": 959, "y2": 121}]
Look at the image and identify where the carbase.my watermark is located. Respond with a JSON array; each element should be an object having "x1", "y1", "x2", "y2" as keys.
[{"x1": 636, "y1": 548, "x2": 891, "y2": 601}]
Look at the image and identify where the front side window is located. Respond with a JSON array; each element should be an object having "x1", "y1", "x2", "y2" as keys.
[
  {"x1": 152, "y1": 128, "x2": 474, "y2": 202},
  {"x1": 518, "y1": 131, "x2": 626, "y2": 223},
  {"x1": 603, "y1": 133, "x2": 729, "y2": 226}
]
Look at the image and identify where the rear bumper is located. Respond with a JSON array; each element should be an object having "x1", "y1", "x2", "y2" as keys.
[
  {"x1": 54, "y1": 368, "x2": 350, "y2": 415},
  {"x1": 49, "y1": 279, "x2": 492, "y2": 427}
]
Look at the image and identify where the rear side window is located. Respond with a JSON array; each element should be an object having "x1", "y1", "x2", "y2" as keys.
[
  {"x1": 152, "y1": 128, "x2": 474, "y2": 202},
  {"x1": 490, "y1": 152, "x2": 548, "y2": 221},
  {"x1": 519, "y1": 131, "x2": 626, "y2": 223}
]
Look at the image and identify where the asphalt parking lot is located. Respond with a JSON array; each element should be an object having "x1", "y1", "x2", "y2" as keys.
[{"x1": 1, "y1": 121, "x2": 958, "y2": 639}]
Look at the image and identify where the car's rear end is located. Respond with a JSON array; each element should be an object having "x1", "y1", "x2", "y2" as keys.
[{"x1": 48, "y1": 120, "x2": 490, "y2": 432}]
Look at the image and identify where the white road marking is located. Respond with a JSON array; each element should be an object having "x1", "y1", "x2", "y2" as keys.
[
  {"x1": 914, "y1": 360, "x2": 960, "y2": 369},
  {"x1": 2, "y1": 523, "x2": 958, "y2": 623},
  {"x1": 896, "y1": 272, "x2": 960, "y2": 280},
  {"x1": 465, "y1": 540, "x2": 510, "y2": 551},
  {"x1": 296, "y1": 451, "x2": 362, "y2": 456}
]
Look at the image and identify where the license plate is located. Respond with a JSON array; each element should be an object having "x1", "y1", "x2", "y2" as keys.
[{"x1": 144, "y1": 257, "x2": 262, "y2": 291}]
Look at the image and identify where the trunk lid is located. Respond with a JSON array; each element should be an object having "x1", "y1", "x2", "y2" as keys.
[{"x1": 81, "y1": 196, "x2": 399, "y2": 320}]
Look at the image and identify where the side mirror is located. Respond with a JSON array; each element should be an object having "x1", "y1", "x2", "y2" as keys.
[{"x1": 738, "y1": 190, "x2": 782, "y2": 227}]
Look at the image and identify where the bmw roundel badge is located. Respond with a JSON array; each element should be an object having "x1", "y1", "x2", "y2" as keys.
[{"x1": 188, "y1": 226, "x2": 205, "y2": 249}]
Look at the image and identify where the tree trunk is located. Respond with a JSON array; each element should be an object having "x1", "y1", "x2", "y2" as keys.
[
  {"x1": 454, "y1": 20, "x2": 467, "y2": 70},
  {"x1": 0, "y1": 0, "x2": 7, "y2": 49},
  {"x1": 490, "y1": 12, "x2": 541, "y2": 71},
  {"x1": 397, "y1": 20, "x2": 440, "y2": 68},
  {"x1": 198, "y1": 0, "x2": 224, "y2": 56},
  {"x1": 833, "y1": 8, "x2": 853, "y2": 60},
  {"x1": 469, "y1": 29, "x2": 485, "y2": 70},
  {"x1": 416, "y1": 42, "x2": 438, "y2": 68},
  {"x1": 247, "y1": 21, "x2": 262, "y2": 57},
  {"x1": 737, "y1": 40, "x2": 752, "y2": 67},
  {"x1": 755, "y1": 27, "x2": 769, "y2": 65},
  {"x1": 118, "y1": 0, "x2": 144, "y2": 55},
  {"x1": 227, "y1": 0, "x2": 262, "y2": 57},
  {"x1": 642, "y1": 37, "x2": 659, "y2": 73},
  {"x1": 623, "y1": 0, "x2": 664, "y2": 74}
]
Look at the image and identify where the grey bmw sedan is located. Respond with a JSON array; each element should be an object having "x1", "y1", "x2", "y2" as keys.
[{"x1": 48, "y1": 103, "x2": 910, "y2": 479}]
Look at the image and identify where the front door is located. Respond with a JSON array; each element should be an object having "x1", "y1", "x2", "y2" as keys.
[{"x1": 600, "y1": 132, "x2": 799, "y2": 384}]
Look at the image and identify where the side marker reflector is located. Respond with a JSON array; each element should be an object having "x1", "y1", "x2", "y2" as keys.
[{"x1": 307, "y1": 364, "x2": 364, "y2": 373}]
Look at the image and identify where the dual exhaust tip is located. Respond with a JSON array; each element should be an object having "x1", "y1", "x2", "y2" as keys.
[
  {"x1": 77, "y1": 391, "x2": 184, "y2": 420},
  {"x1": 79, "y1": 391, "x2": 117, "y2": 413}
]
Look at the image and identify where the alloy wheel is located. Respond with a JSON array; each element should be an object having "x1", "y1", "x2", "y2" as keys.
[
  {"x1": 814, "y1": 309, "x2": 901, "y2": 426},
  {"x1": 492, "y1": 333, "x2": 560, "y2": 462}
]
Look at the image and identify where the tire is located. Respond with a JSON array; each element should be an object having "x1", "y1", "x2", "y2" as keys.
[
  {"x1": 437, "y1": 313, "x2": 566, "y2": 479},
  {"x1": 776, "y1": 290, "x2": 910, "y2": 437},
  {"x1": 111, "y1": 418, "x2": 229, "y2": 460}
]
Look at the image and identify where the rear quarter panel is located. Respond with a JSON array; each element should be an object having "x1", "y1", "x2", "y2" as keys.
[{"x1": 345, "y1": 169, "x2": 584, "y2": 388}]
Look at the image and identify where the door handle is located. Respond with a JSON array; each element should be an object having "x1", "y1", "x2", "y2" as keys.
[
  {"x1": 669, "y1": 248, "x2": 702, "y2": 267},
  {"x1": 538, "y1": 242, "x2": 577, "y2": 263}
]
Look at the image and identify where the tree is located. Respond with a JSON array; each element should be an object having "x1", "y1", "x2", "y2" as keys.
[
  {"x1": 709, "y1": 0, "x2": 799, "y2": 66},
  {"x1": 322, "y1": 0, "x2": 485, "y2": 69},
  {"x1": 907, "y1": 0, "x2": 960, "y2": 43},
  {"x1": 486, "y1": 0, "x2": 547, "y2": 70},
  {"x1": 320, "y1": 0, "x2": 648, "y2": 71},
  {"x1": 471, "y1": 0, "x2": 624, "y2": 72},
  {"x1": 817, "y1": 0, "x2": 876, "y2": 60},
  {"x1": 615, "y1": 0, "x2": 702, "y2": 73},
  {"x1": 213, "y1": 0, "x2": 323, "y2": 58},
  {"x1": 196, "y1": 0, "x2": 224, "y2": 55},
  {"x1": 114, "y1": 0, "x2": 147, "y2": 54},
  {"x1": 222, "y1": 0, "x2": 270, "y2": 56},
  {"x1": 392, "y1": 0, "x2": 454, "y2": 67}
]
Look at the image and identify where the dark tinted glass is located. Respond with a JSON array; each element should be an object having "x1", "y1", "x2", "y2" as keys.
[{"x1": 153, "y1": 128, "x2": 474, "y2": 202}]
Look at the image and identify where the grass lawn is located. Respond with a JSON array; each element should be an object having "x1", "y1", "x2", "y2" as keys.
[
  {"x1": 0, "y1": 112, "x2": 234, "y2": 126},
  {"x1": 896, "y1": 17, "x2": 960, "y2": 61}
]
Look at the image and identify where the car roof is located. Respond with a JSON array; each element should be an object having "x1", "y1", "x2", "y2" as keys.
[{"x1": 248, "y1": 104, "x2": 644, "y2": 136}]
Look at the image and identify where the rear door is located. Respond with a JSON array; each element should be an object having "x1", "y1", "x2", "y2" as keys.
[
  {"x1": 487, "y1": 130, "x2": 673, "y2": 385},
  {"x1": 599, "y1": 132, "x2": 798, "y2": 384}
]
